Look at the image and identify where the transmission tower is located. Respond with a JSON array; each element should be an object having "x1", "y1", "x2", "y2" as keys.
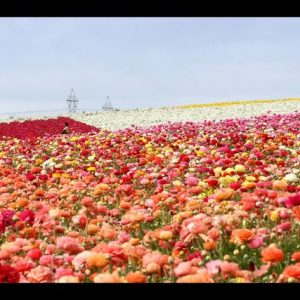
[
  {"x1": 102, "y1": 96, "x2": 114, "y2": 111},
  {"x1": 66, "y1": 89, "x2": 79, "y2": 113}
]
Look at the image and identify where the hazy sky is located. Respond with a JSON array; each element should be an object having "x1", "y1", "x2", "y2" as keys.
[{"x1": 0, "y1": 17, "x2": 300, "y2": 114}]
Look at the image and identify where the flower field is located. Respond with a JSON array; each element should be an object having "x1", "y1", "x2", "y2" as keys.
[
  {"x1": 0, "y1": 117, "x2": 99, "y2": 140},
  {"x1": 1, "y1": 107, "x2": 300, "y2": 283},
  {"x1": 71, "y1": 98, "x2": 300, "y2": 130}
]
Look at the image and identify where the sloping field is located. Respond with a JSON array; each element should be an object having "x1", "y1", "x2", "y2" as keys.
[{"x1": 0, "y1": 100, "x2": 300, "y2": 283}]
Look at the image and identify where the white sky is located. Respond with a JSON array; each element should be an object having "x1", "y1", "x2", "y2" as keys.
[{"x1": 0, "y1": 17, "x2": 299, "y2": 113}]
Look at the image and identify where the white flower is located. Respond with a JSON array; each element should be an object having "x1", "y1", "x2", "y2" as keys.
[{"x1": 285, "y1": 173, "x2": 299, "y2": 183}]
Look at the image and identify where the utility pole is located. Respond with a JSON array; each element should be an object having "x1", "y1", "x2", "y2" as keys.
[
  {"x1": 66, "y1": 89, "x2": 79, "y2": 113},
  {"x1": 102, "y1": 96, "x2": 114, "y2": 111}
]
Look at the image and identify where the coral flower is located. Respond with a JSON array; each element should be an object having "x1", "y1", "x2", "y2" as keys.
[
  {"x1": 291, "y1": 252, "x2": 300, "y2": 262},
  {"x1": 283, "y1": 265, "x2": 300, "y2": 280},
  {"x1": 261, "y1": 245, "x2": 285, "y2": 263}
]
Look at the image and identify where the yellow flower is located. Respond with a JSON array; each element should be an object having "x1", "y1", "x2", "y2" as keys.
[
  {"x1": 270, "y1": 209, "x2": 279, "y2": 221},
  {"x1": 245, "y1": 176, "x2": 256, "y2": 182},
  {"x1": 214, "y1": 167, "x2": 223, "y2": 175},
  {"x1": 234, "y1": 277, "x2": 246, "y2": 283},
  {"x1": 35, "y1": 158, "x2": 43, "y2": 165},
  {"x1": 85, "y1": 140, "x2": 90, "y2": 145},
  {"x1": 196, "y1": 151, "x2": 205, "y2": 157},
  {"x1": 87, "y1": 167, "x2": 96, "y2": 172},
  {"x1": 173, "y1": 180, "x2": 182, "y2": 186},
  {"x1": 53, "y1": 173, "x2": 61, "y2": 179},
  {"x1": 234, "y1": 164, "x2": 246, "y2": 173},
  {"x1": 71, "y1": 136, "x2": 78, "y2": 142}
]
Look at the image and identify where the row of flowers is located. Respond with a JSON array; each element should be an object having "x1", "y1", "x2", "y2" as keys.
[
  {"x1": 1, "y1": 112, "x2": 300, "y2": 282},
  {"x1": 177, "y1": 98, "x2": 300, "y2": 109},
  {"x1": 0, "y1": 117, "x2": 99, "y2": 140},
  {"x1": 71, "y1": 100, "x2": 300, "y2": 131}
]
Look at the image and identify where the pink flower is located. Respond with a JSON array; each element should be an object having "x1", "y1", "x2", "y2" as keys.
[
  {"x1": 142, "y1": 251, "x2": 168, "y2": 268},
  {"x1": 277, "y1": 221, "x2": 292, "y2": 232},
  {"x1": 56, "y1": 236, "x2": 84, "y2": 254},
  {"x1": 39, "y1": 255, "x2": 54, "y2": 266},
  {"x1": 72, "y1": 251, "x2": 93, "y2": 270},
  {"x1": 174, "y1": 261, "x2": 196, "y2": 277},
  {"x1": 248, "y1": 236, "x2": 264, "y2": 249},
  {"x1": 20, "y1": 209, "x2": 35, "y2": 225},
  {"x1": 27, "y1": 248, "x2": 42, "y2": 260},
  {"x1": 284, "y1": 193, "x2": 300, "y2": 208},
  {"x1": 185, "y1": 176, "x2": 199, "y2": 186},
  {"x1": 219, "y1": 261, "x2": 240, "y2": 275},
  {"x1": 27, "y1": 266, "x2": 52, "y2": 283},
  {"x1": 206, "y1": 260, "x2": 223, "y2": 274},
  {"x1": 54, "y1": 267, "x2": 74, "y2": 280},
  {"x1": 117, "y1": 232, "x2": 130, "y2": 243}
]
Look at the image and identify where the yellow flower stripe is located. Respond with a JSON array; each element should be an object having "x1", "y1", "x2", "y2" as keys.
[{"x1": 175, "y1": 98, "x2": 300, "y2": 109}]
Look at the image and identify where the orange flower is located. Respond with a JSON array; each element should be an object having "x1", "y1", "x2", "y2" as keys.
[
  {"x1": 159, "y1": 230, "x2": 173, "y2": 241},
  {"x1": 146, "y1": 262, "x2": 161, "y2": 274},
  {"x1": 177, "y1": 269, "x2": 213, "y2": 283},
  {"x1": 272, "y1": 180, "x2": 287, "y2": 191},
  {"x1": 93, "y1": 273, "x2": 121, "y2": 283},
  {"x1": 230, "y1": 229, "x2": 254, "y2": 244},
  {"x1": 125, "y1": 272, "x2": 146, "y2": 283},
  {"x1": 15, "y1": 197, "x2": 29, "y2": 208},
  {"x1": 293, "y1": 206, "x2": 300, "y2": 220},
  {"x1": 86, "y1": 253, "x2": 108, "y2": 268},
  {"x1": 87, "y1": 224, "x2": 99, "y2": 235},
  {"x1": 292, "y1": 252, "x2": 300, "y2": 261},
  {"x1": 203, "y1": 240, "x2": 217, "y2": 251},
  {"x1": 215, "y1": 188, "x2": 234, "y2": 202},
  {"x1": 261, "y1": 244, "x2": 285, "y2": 263},
  {"x1": 93, "y1": 183, "x2": 110, "y2": 195},
  {"x1": 283, "y1": 265, "x2": 300, "y2": 280}
]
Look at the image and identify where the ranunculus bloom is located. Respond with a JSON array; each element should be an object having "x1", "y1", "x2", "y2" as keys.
[
  {"x1": 86, "y1": 252, "x2": 108, "y2": 268},
  {"x1": 125, "y1": 272, "x2": 146, "y2": 283},
  {"x1": 283, "y1": 265, "x2": 300, "y2": 280},
  {"x1": 0, "y1": 265, "x2": 20, "y2": 283},
  {"x1": 261, "y1": 245, "x2": 285, "y2": 263},
  {"x1": 56, "y1": 236, "x2": 84, "y2": 254},
  {"x1": 284, "y1": 193, "x2": 300, "y2": 208},
  {"x1": 19, "y1": 209, "x2": 35, "y2": 225},
  {"x1": 177, "y1": 269, "x2": 213, "y2": 283},
  {"x1": 292, "y1": 252, "x2": 300, "y2": 262},
  {"x1": 27, "y1": 266, "x2": 52, "y2": 283},
  {"x1": 247, "y1": 236, "x2": 264, "y2": 249},
  {"x1": 185, "y1": 176, "x2": 199, "y2": 186},
  {"x1": 174, "y1": 261, "x2": 196, "y2": 278},
  {"x1": 230, "y1": 229, "x2": 254, "y2": 244},
  {"x1": 142, "y1": 251, "x2": 169, "y2": 268}
]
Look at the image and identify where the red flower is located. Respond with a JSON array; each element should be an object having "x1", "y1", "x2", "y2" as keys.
[
  {"x1": 0, "y1": 265, "x2": 20, "y2": 283},
  {"x1": 20, "y1": 209, "x2": 35, "y2": 225},
  {"x1": 207, "y1": 179, "x2": 219, "y2": 187}
]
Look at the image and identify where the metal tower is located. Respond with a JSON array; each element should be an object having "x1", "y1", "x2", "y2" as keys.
[
  {"x1": 102, "y1": 96, "x2": 114, "y2": 111},
  {"x1": 66, "y1": 89, "x2": 79, "y2": 113}
]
